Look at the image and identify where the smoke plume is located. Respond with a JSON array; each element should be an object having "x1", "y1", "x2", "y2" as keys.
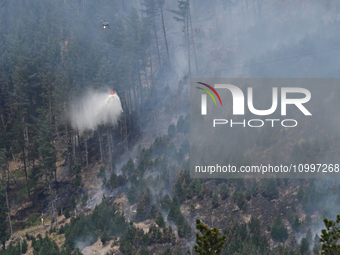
[{"x1": 69, "y1": 90, "x2": 123, "y2": 133}]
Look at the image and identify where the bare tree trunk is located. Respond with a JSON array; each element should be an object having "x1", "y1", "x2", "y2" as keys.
[
  {"x1": 137, "y1": 63, "x2": 142, "y2": 132},
  {"x1": 20, "y1": 237, "x2": 22, "y2": 254},
  {"x1": 186, "y1": 14, "x2": 191, "y2": 78},
  {"x1": 189, "y1": 5, "x2": 198, "y2": 74},
  {"x1": 48, "y1": 187, "x2": 58, "y2": 232},
  {"x1": 64, "y1": 102, "x2": 72, "y2": 172},
  {"x1": 54, "y1": 163, "x2": 57, "y2": 183},
  {"x1": 54, "y1": 197, "x2": 58, "y2": 232},
  {"x1": 60, "y1": 22, "x2": 64, "y2": 62},
  {"x1": 73, "y1": 133, "x2": 76, "y2": 165},
  {"x1": 160, "y1": 3, "x2": 170, "y2": 63},
  {"x1": 128, "y1": 88, "x2": 132, "y2": 115},
  {"x1": 7, "y1": 168, "x2": 19, "y2": 189},
  {"x1": 0, "y1": 112, "x2": 5, "y2": 131},
  {"x1": 7, "y1": 166, "x2": 9, "y2": 191},
  {"x1": 76, "y1": 133, "x2": 82, "y2": 165},
  {"x1": 124, "y1": 114, "x2": 128, "y2": 153},
  {"x1": 49, "y1": 185, "x2": 54, "y2": 230},
  {"x1": 11, "y1": 151, "x2": 15, "y2": 162},
  {"x1": 142, "y1": 58, "x2": 149, "y2": 88},
  {"x1": 84, "y1": 136, "x2": 88, "y2": 169},
  {"x1": 68, "y1": 131, "x2": 72, "y2": 172},
  {"x1": 22, "y1": 119, "x2": 31, "y2": 201},
  {"x1": 108, "y1": 131, "x2": 113, "y2": 172},
  {"x1": 148, "y1": 42, "x2": 154, "y2": 87},
  {"x1": 139, "y1": 83, "x2": 144, "y2": 117},
  {"x1": 22, "y1": 146, "x2": 31, "y2": 200},
  {"x1": 5, "y1": 179, "x2": 13, "y2": 238},
  {"x1": 48, "y1": 88, "x2": 53, "y2": 126},
  {"x1": 25, "y1": 126, "x2": 30, "y2": 177},
  {"x1": 153, "y1": 19, "x2": 162, "y2": 68},
  {"x1": 132, "y1": 79, "x2": 137, "y2": 109},
  {"x1": 98, "y1": 127, "x2": 104, "y2": 163}
]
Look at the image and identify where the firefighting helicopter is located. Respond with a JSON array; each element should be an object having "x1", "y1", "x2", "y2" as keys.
[
  {"x1": 101, "y1": 21, "x2": 109, "y2": 29},
  {"x1": 105, "y1": 91, "x2": 123, "y2": 112}
]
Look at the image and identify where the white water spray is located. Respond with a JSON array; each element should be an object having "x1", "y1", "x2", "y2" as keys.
[{"x1": 69, "y1": 91, "x2": 123, "y2": 133}]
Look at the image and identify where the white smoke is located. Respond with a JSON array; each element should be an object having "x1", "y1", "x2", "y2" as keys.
[{"x1": 69, "y1": 90, "x2": 123, "y2": 133}]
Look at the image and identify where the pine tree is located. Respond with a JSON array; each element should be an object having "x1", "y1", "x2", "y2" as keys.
[
  {"x1": 122, "y1": 158, "x2": 135, "y2": 175},
  {"x1": 320, "y1": 215, "x2": 340, "y2": 254},
  {"x1": 0, "y1": 148, "x2": 12, "y2": 238},
  {"x1": 34, "y1": 109, "x2": 57, "y2": 184},
  {"x1": 271, "y1": 215, "x2": 288, "y2": 242},
  {"x1": 300, "y1": 237, "x2": 310, "y2": 255},
  {"x1": 313, "y1": 234, "x2": 321, "y2": 254},
  {"x1": 155, "y1": 211, "x2": 165, "y2": 228},
  {"x1": 219, "y1": 183, "x2": 229, "y2": 200},
  {"x1": 0, "y1": 182, "x2": 8, "y2": 250},
  {"x1": 11, "y1": 110, "x2": 32, "y2": 201},
  {"x1": 211, "y1": 193, "x2": 219, "y2": 208},
  {"x1": 194, "y1": 219, "x2": 226, "y2": 255},
  {"x1": 72, "y1": 164, "x2": 82, "y2": 188}
]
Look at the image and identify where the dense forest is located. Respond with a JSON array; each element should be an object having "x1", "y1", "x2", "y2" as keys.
[
  {"x1": 1, "y1": 0, "x2": 340, "y2": 254},
  {"x1": 0, "y1": 0, "x2": 173, "y2": 212}
]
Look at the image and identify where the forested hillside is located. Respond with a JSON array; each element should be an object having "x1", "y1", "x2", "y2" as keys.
[
  {"x1": 0, "y1": 0, "x2": 167, "y2": 216},
  {"x1": 1, "y1": 0, "x2": 340, "y2": 254}
]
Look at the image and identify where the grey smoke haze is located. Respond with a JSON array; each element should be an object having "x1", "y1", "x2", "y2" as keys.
[
  {"x1": 54, "y1": 0, "x2": 340, "y2": 246},
  {"x1": 69, "y1": 90, "x2": 123, "y2": 133}
]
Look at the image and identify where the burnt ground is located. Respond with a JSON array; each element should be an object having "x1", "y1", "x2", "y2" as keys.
[{"x1": 178, "y1": 179, "x2": 313, "y2": 249}]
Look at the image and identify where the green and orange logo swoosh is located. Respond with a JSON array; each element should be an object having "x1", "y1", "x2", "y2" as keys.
[{"x1": 196, "y1": 82, "x2": 223, "y2": 106}]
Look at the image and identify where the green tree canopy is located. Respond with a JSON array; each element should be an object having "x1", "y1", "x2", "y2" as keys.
[
  {"x1": 320, "y1": 215, "x2": 340, "y2": 254},
  {"x1": 194, "y1": 219, "x2": 226, "y2": 255}
]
